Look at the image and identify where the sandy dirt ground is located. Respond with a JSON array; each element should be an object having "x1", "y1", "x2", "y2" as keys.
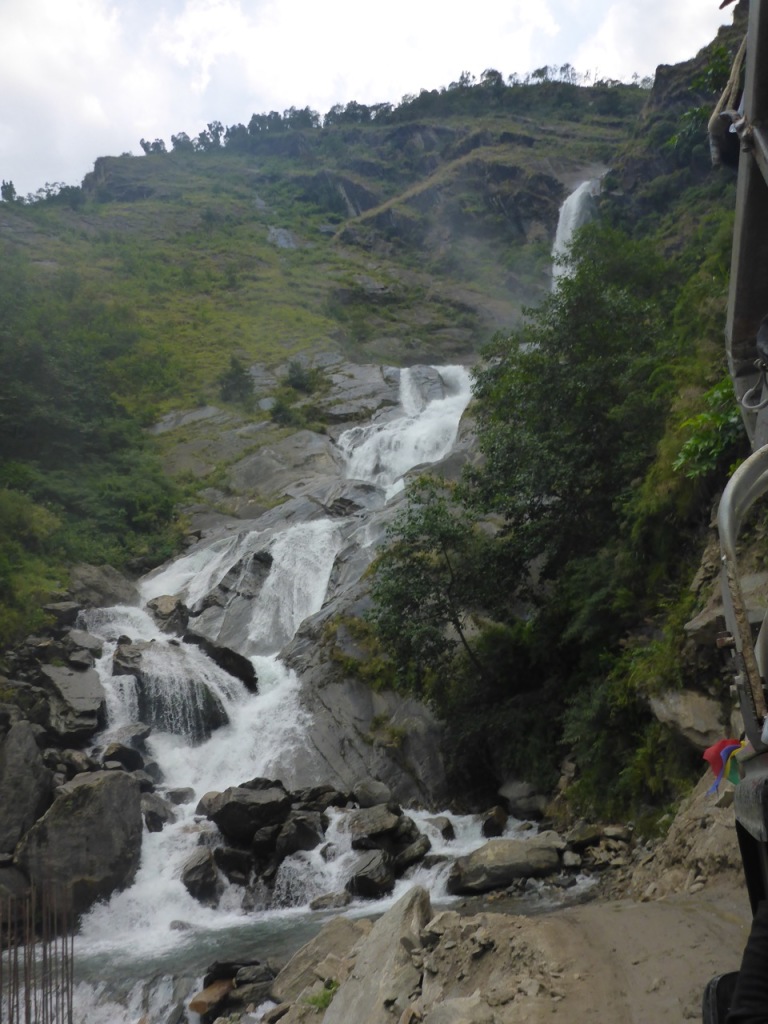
[{"x1": 516, "y1": 878, "x2": 750, "y2": 1023}]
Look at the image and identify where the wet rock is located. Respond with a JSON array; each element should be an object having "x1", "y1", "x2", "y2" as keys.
[
  {"x1": 346, "y1": 849, "x2": 395, "y2": 898},
  {"x1": 166, "y1": 787, "x2": 195, "y2": 805},
  {"x1": 146, "y1": 595, "x2": 189, "y2": 635},
  {"x1": 101, "y1": 741, "x2": 144, "y2": 772},
  {"x1": 394, "y1": 834, "x2": 432, "y2": 873},
  {"x1": 309, "y1": 890, "x2": 352, "y2": 911},
  {"x1": 141, "y1": 793, "x2": 177, "y2": 832},
  {"x1": 426, "y1": 816, "x2": 456, "y2": 841},
  {"x1": 481, "y1": 805, "x2": 508, "y2": 838},
  {"x1": 275, "y1": 811, "x2": 327, "y2": 859},
  {"x1": 208, "y1": 785, "x2": 292, "y2": 843},
  {"x1": 183, "y1": 630, "x2": 258, "y2": 692},
  {"x1": 112, "y1": 640, "x2": 229, "y2": 742},
  {"x1": 214, "y1": 846, "x2": 254, "y2": 885},
  {"x1": 347, "y1": 803, "x2": 401, "y2": 846}
]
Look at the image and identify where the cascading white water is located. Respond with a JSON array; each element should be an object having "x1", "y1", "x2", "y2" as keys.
[
  {"x1": 338, "y1": 365, "x2": 472, "y2": 498},
  {"x1": 551, "y1": 177, "x2": 601, "y2": 287},
  {"x1": 71, "y1": 364, "x2": 482, "y2": 1021}
]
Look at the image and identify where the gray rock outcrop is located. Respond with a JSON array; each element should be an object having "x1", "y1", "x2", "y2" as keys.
[
  {"x1": 323, "y1": 886, "x2": 432, "y2": 1024},
  {"x1": 67, "y1": 563, "x2": 140, "y2": 607},
  {"x1": 648, "y1": 689, "x2": 725, "y2": 750}
]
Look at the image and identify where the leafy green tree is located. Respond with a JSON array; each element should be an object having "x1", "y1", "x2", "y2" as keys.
[
  {"x1": 469, "y1": 223, "x2": 674, "y2": 578},
  {"x1": 369, "y1": 478, "x2": 497, "y2": 694},
  {"x1": 1, "y1": 180, "x2": 16, "y2": 202}
]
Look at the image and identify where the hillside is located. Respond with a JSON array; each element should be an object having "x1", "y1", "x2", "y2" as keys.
[{"x1": 0, "y1": 4, "x2": 751, "y2": 824}]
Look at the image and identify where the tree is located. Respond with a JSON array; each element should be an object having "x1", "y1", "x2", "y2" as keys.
[
  {"x1": 468, "y1": 223, "x2": 673, "y2": 577},
  {"x1": 1, "y1": 180, "x2": 16, "y2": 202},
  {"x1": 369, "y1": 478, "x2": 498, "y2": 694},
  {"x1": 217, "y1": 355, "x2": 252, "y2": 404}
]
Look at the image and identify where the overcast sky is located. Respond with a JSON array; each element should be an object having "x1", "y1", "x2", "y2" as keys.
[{"x1": 0, "y1": 0, "x2": 735, "y2": 197}]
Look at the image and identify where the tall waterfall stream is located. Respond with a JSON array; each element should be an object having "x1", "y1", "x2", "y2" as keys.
[{"x1": 71, "y1": 181, "x2": 601, "y2": 1021}]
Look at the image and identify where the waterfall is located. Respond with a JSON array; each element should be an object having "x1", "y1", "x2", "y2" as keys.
[
  {"x1": 70, "y1": 364, "x2": 486, "y2": 1018},
  {"x1": 338, "y1": 365, "x2": 472, "y2": 498},
  {"x1": 551, "y1": 177, "x2": 601, "y2": 287}
]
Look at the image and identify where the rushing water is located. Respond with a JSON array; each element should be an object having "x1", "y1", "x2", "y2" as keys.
[
  {"x1": 551, "y1": 177, "x2": 601, "y2": 287},
  {"x1": 71, "y1": 364, "x2": 481, "y2": 1020}
]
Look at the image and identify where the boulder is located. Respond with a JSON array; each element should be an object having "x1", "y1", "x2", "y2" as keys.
[
  {"x1": 208, "y1": 785, "x2": 292, "y2": 843},
  {"x1": 648, "y1": 689, "x2": 724, "y2": 750},
  {"x1": 345, "y1": 849, "x2": 395, "y2": 898},
  {"x1": 481, "y1": 805, "x2": 508, "y2": 837},
  {"x1": 38, "y1": 664, "x2": 106, "y2": 742},
  {"x1": 323, "y1": 886, "x2": 432, "y2": 1024},
  {"x1": 0, "y1": 721, "x2": 53, "y2": 854},
  {"x1": 275, "y1": 811, "x2": 326, "y2": 860},
  {"x1": 353, "y1": 779, "x2": 392, "y2": 808},
  {"x1": 146, "y1": 595, "x2": 189, "y2": 635},
  {"x1": 347, "y1": 804, "x2": 401, "y2": 846},
  {"x1": 214, "y1": 846, "x2": 254, "y2": 885},
  {"x1": 15, "y1": 770, "x2": 142, "y2": 915},
  {"x1": 393, "y1": 833, "x2": 431, "y2": 873},
  {"x1": 180, "y1": 848, "x2": 222, "y2": 907},
  {"x1": 498, "y1": 779, "x2": 548, "y2": 819},
  {"x1": 141, "y1": 793, "x2": 177, "y2": 833},
  {"x1": 446, "y1": 838, "x2": 561, "y2": 895},
  {"x1": 426, "y1": 816, "x2": 456, "y2": 841},
  {"x1": 68, "y1": 563, "x2": 140, "y2": 607},
  {"x1": 101, "y1": 741, "x2": 144, "y2": 772}
]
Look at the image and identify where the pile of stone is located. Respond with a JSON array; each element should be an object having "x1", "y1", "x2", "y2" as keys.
[{"x1": 183, "y1": 777, "x2": 435, "y2": 909}]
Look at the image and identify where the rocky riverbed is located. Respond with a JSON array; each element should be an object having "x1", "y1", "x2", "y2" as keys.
[{"x1": 185, "y1": 771, "x2": 750, "y2": 1024}]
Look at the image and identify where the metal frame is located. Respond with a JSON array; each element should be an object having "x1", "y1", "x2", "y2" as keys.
[{"x1": 726, "y1": 0, "x2": 768, "y2": 447}]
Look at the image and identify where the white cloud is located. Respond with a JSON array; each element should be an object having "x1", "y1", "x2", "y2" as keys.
[{"x1": 0, "y1": 0, "x2": 735, "y2": 195}]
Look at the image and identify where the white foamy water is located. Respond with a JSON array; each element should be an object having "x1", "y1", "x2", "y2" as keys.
[
  {"x1": 551, "y1": 178, "x2": 601, "y2": 286},
  {"x1": 338, "y1": 365, "x2": 472, "y2": 498}
]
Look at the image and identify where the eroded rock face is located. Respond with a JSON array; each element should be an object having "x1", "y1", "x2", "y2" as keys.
[{"x1": 15, "y1": 770, "x2": 142, "y2": 915}]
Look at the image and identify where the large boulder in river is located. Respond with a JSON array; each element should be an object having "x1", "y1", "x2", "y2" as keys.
[
  {"x1": 37, "y1": 664, "x2": 106, "y2": 742},
  {"x1": 446, "y1": 837, "x2": 561, "y2": 894},
  {"x1": 15, "y1": 770, "x2": 142, "y2": 915},
  {"x1": 0, "y1": 721, "x2": 53, "y2": 854},
  {"x1": 208, "y1": 784, "x2": 292, "y2": 843}
]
